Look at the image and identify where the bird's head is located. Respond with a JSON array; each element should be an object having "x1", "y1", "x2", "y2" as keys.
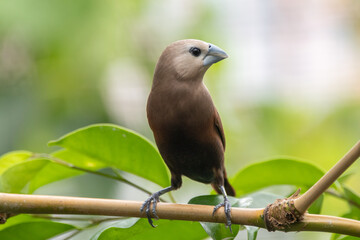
[{"x1": 154, "y1": 39, "x2": 228, "y2": 82}]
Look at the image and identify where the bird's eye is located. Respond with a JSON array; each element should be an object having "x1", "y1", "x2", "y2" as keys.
[{"x1": 189, "y1": 47, "x2": 201, "y2": 57}]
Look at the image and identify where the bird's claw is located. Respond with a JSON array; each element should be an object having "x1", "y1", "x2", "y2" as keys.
[
  {"x1": 212, "y1": 197, "x2": 232, "y2": 233},
  {"x1": 140, "y1": 193, "x2": 160, "y2": 227}
]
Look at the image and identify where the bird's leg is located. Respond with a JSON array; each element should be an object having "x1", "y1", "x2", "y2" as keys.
[
  {"x1": 212, "y1": 185, "x2": 232, "y2": 232},
  {"x1": 140, "y1": 186, "x2": 174, "y2": 227}
]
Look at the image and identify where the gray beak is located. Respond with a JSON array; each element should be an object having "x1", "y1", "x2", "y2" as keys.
[{"x1": 203, "y1": 43, "x2": 228, "y2": 66}]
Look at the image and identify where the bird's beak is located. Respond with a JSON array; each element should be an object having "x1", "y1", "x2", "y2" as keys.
[{"x1": 203, "y1": 43, "x2": 228, "y2": 66}]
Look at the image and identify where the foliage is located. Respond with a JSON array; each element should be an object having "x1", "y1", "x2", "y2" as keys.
[{"x1": 0, "y1": 124, "x2": 359, "y2": 239}]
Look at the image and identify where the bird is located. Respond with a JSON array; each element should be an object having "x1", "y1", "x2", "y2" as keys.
[{"x1": 141, "y1": 39, "x2": 235, "y2": 230}]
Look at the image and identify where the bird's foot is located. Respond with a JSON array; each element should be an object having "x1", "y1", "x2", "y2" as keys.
[
  {"x1": 140, "y1": 186, "x2": 173, "y2": 227},
  {"x1": 213, "y1": 197, "x2": 232, "y2": 232},
  {"x1": 140, "y1": 192, "x2": 161, "y2": 227}
]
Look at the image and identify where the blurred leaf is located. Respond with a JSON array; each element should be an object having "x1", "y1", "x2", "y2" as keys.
[
  {"x1": 0, "y1": 221, "x2": 75, "y2": 240},
  {"x1": 49, "y1": 124, "x2": 170, "y2": 187},
  {"x1": 92, "y1": 218, "x2": 207, "y2": 240},
  {"x1": 72, "y1": 218, "x2": 133, "y2": 240},
  {"x1": 341, "y1": 187, "x2": 360, "y2": 220},
  {"x1": 0, "y1": 151, "x2": 33, "y2": 175},
  {"x1": 331, "y1": 233, "x2": 340, "y2": 240},
  {"x1": 188, "y1": 195, "x2": 240, "y2": 240},
  {"x1": 331, "y1": 188, "x2": 360, "y2": 240},
  {"x1": 0, "y1": 214, "x2": 46, "y2": 231},
  {"x1": 331, "y1": 234, "x2": 360, "y2": 240},
  {"x1": 341, "y1": 211, "x2": 360, "y2": 221},
  {"x1": 337, "y1": 173, "x2": 353, "y2": 184},
  {"x1": 28, "y1": 149, "x2": 106, "y2": 193},
  {"x1": 307, "y1": 194, "x2": 324, "y2": 214},
  {"x1": 188, "y1": 195, "x2": 240, "y2": 207},
  {"x1": 241, "y1": 192, "x2": 283, "y2": 240},
  {"x1": 343, "y1": 187, "x2": 360, "y2": 209},
  {"x1": 245, "y1": 226, "x2": 258, "y2": 240},
  {"x1": 242, "y1": 192, "x2": 282, "y2": 208},
  {"x1": 0, "y1": 213, "x2": 75, "y2": 240},
  {"x1": 0, "y1": 149, "x2": 108, "y2": 194},
  {"x1": 187, "y1": 192, "x2": 282, "y2": 240},
  {"x1": 232, "y1": 158, "x2": 326, "y2": 196},
  {"x1": 90, "y1": 218, "x2": 139, "y2": 240},
  {"x1": 0, "y1": 159, "x2": 49, "y2": 193}
]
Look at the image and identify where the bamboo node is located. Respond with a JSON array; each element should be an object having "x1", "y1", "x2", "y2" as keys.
[{"x1": 264, "y1": 189, "x2": 303, "y2": 232}]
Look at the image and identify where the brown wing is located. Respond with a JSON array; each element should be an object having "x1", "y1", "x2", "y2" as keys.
[{"x1": 214, "y1": 109, "x2": 226, "y2": 150}]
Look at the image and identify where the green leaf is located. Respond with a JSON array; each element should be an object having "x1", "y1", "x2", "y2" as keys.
[
  {"x1": 341, "y1": 187, "x2": 360, "y2": 220},
  {"x1": 49, "y1": 124, "x2": 170, "y2": 187},
  {"x1": 0, "y1": 214, "x2": 46, "y2": 231},
  {"x1": 90, "y1": 218, "x2": 139, "y2": 240},
  {"x1": 245, "y1": 226, "x2": 258, "y2": 240},
  {"x1": 0, "y1": 221, "x2": 75, "y2": 240},
  {"x1": 331, "y1": 234, "x2": 360, "y2": 240},
  {"x1": 343, "y1": 187, "x2": 360, "y2": 209},
  {"x1": 337, "y1": 173, "x2": 353, "y2": 184},
  {"x1": 242, "y1": 192, "x2": 282, "y2": 208},
  {"x1": 0, "y1": 159, "x2": 49, "y2": 193},
  {"x1": 28, "y1": 149, "x2": 106, "y2": 193},
  {"x1": 0, "y1": 149, "x2": 107, "y2": 194},
  {"x1": 92, "y1": 218, "x2": 207, "y2": 240},
  {"x1": 188, "y1": 195, "x2": 240, "y2": 240},
  {"x1": 187, "y1": 193, "x2": 283, "y2": 240},
  {"x1": 232, "y1": 158, "x2": 326, "y2": 196},
  {"x1": 188, "y1": 195, "x2": 240, "y2": 207},
  {"x1": 0, "y1": 151, "x2": 33, "y2": 175},
  {"x1": 240, "y1": 192, "x2": 283, "y2": 240},
  {"x1": 0, "y1": 214, "x2": 76, "y2": 239}
]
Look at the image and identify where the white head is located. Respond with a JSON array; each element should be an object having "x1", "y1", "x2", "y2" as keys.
[{"x1": 154, "y1": 39, "x2": 228, "y2": 82}]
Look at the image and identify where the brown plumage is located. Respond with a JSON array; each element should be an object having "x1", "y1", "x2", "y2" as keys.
[{"x1": 141, "y1": 39, "x2": 235, "y2": 229}]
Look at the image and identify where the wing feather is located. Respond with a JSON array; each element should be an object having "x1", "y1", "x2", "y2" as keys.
[{"x1": 214, "y1": 109, "x2": 226, "y2": 150}]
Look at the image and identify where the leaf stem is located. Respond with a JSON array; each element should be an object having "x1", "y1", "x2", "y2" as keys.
[{"x1": 325, "y1": 189, "x2": 360, "y2": 210}]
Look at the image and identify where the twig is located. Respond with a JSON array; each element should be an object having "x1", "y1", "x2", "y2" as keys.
[
  {"x1": 294, "y1": 141, "x2": 360, "y2": 214},
  {"x1": 0, "y1": 193, "x2": 359, "y2": 237}
]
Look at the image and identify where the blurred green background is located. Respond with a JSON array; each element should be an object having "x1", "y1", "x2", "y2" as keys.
[{"x1": 0, "y1": 0, "x2": 359, "y2": 239}]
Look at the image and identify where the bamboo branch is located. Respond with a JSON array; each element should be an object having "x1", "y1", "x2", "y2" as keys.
[
  {"x1": 294, "y1": 141, "x2": 360, "y2": 214},
  {"x1": 0, "y1": 193, "x2": 359, "y2": 237}
]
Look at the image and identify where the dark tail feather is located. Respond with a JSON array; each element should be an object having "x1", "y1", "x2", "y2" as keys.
[
  {"x1": 212, "y1": 178, "x2": 236, "y2": 197},
  {"x1": 224, "y1": 178, "x2": 236, "y2": 196}
]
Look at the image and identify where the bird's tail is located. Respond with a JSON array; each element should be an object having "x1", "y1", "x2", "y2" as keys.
[{"x1": 212, "y1": 177, "x2": 236, "y2": 197}]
